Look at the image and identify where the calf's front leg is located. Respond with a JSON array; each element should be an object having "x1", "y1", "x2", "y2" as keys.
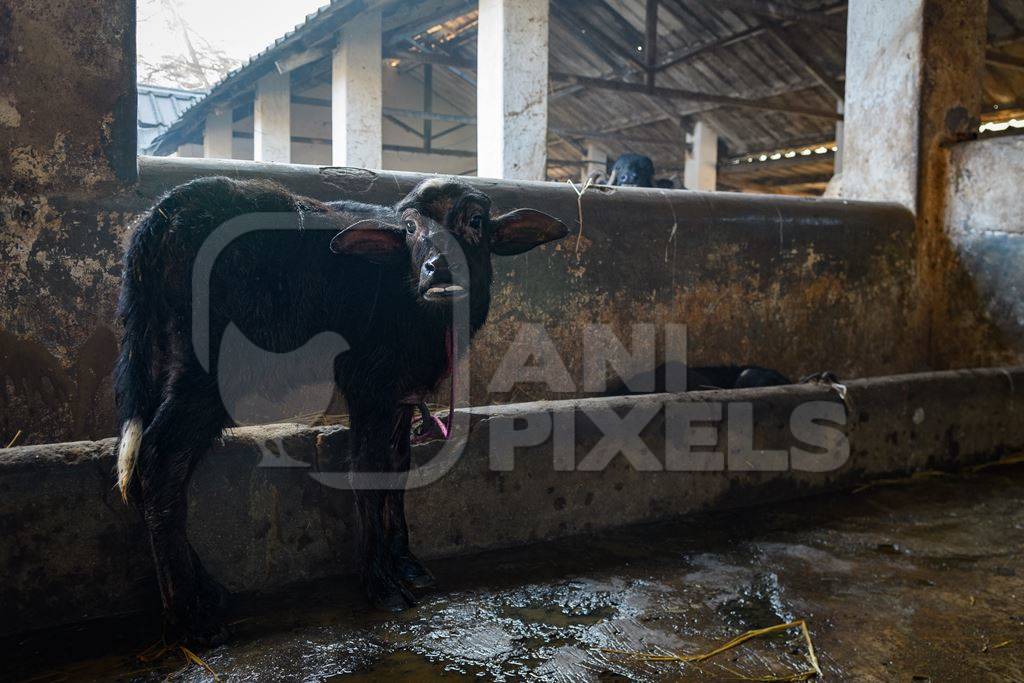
[
  {"x1": 348, "y1": 399, "x2": 416, "y2": 611},
  {"x1": 385, "y1": 407, "x2": 435, "y2": 588}
]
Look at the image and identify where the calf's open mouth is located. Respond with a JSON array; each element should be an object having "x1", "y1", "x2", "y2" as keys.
[{"x1": 423, "y1": 284, "x2": 468, "y2": 301}]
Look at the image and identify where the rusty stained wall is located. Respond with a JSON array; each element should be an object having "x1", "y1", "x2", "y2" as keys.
[
  {"x1": 835, "y1": 0, "x2": 1023, "y2": 371},
  {"x1": 945, "y1": 135, "x2": 1024, "y2": 363},
  {"x1": 0, "y1": 0, "x2": 139, "y2": 445},
  {"x1": 473, "y1": 191, "x2": 922, "y2": 406},
  {"x1": 914, "y1": 0, "x2": 1024, "y2": 370}
]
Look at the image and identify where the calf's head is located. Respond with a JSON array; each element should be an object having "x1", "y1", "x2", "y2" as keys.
[
  {"x1": 330, "y1": 178, "x2": 567, "y2": 319},
  {"x1": 608, "y1": 153, "x2": 655, "y2": 187}
]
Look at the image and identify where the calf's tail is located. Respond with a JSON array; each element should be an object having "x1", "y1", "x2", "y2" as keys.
[{"x1": 113, "y1": 207, "x2": 165, "y2": 504}]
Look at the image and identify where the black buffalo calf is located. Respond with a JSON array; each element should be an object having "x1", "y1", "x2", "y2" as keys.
[
  {"x1": 114, "y1": 176, "x2": 567, "y2": 643},
  {"x1": 603, "y1": 362, "x2": 793, "y2": 396},
  {"x1": 608, "y1": 153, "x2": 656, "y2": 187}
]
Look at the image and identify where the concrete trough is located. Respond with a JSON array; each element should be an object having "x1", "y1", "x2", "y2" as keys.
[{"x1": 2, "y1": 366, "x2": 1022, "y2": 637}]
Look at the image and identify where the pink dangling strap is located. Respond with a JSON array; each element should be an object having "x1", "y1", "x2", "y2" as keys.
[{"x1": 409, "y1": 326, "x2": 455, "y2": 444}]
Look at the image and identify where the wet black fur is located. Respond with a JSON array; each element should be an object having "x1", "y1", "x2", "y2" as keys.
[{"x1": 114, "y1": 176, "x2": 549, "y2": 643}]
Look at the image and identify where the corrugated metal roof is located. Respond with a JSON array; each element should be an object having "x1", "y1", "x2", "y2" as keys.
[
  {"x1": 137, "y1": 84, "x2": 207, "y2": 153},
  {"x1": 149, "y1": 0, "x2": 360, "y2": 154}
]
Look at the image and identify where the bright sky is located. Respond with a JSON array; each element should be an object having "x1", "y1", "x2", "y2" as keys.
[{"x1": 137, "y1": 0, "x2": 328, "y2": 89}]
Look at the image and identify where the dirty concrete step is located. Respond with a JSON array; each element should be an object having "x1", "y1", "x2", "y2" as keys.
[{"x1": 1, "y1": 366, "x2": 1022, "y2": 636}]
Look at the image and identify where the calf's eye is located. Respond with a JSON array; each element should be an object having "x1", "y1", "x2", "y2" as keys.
[
  {"x1": 404, "y1": 219, "x2": 416, "y2": 234},
  {"x1": 469, "y1": 214, "x2": 483, "y2": 230}
]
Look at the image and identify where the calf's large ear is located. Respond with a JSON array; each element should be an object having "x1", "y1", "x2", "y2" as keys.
[
  {"x1": 490, "y1": 209, "x2": 569, "y2": 256},
  {"x1": 330, "y1": 220, "x2": 406, "y2": 263}
]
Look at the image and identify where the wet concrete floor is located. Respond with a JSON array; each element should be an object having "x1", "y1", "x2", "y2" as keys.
[{"x1": 8, "y1": 461, "x2": 1024, "y2": 682}]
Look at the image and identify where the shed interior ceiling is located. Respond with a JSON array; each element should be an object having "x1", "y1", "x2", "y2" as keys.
[{"x1": 151, "y1": 0, "x2": 1024, "y2": 195}]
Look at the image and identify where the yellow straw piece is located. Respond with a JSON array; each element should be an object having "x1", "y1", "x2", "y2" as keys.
[
  {"x1": 180, "y1": 645, "x2": 221, "y2": 681},
  {"x1": 566, "y1": 177, "x2": 593, "y2": 259},
  {"x1": 968, "y1": 452, "x2": 1024, "y2": 473},
  {"x1": 602, "y1": 619, "x2": 823, "y2": 681},
  {"x1": 5, "y1": 429, "x2": 22, "y2": 448}
]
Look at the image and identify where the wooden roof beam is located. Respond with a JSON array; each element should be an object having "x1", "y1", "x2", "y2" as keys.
[
  {"x1": 555, "y1": 1, "x2": 648, "y2": 70},
  {"x1": 989, "y1": 0, "x2": 1024, "y2": 46},
  {"x1": 645, "y1": 0, "x2": 659, "y2": 89},
  {"x1": 987, "y1": 49, "x2": 1024, "y2": 73},
  {"x1": 387, "y1": 50, "x2": 475, "y2": 68},
  {"x1": 697, "y1": 0, "x2": 847, "y2": 32},
  {"x1": 757, "y1": 172, "x2": 833, "y2": 187},
  {"x1": 381, "y1": 106, "x2": 681, "y2": 146},
  {"x1": 655, "y1": 25, "x2": 765, "y2": 72},
  {"x1": 550, "y1": 72, "x2": 841, "y2": 120},
  {"x1": 593, "y1": 0, "x2": 649, "y2": 48},
  {"x1": 381, "y1": 0, "x2": 475, "y2": 46},
  {"x1": 763, "y1": 22, "x2": 844, "y2": 101},
  {"x1": 654, "y1": 2, "x2": 846, "y2": 73},
  {"x1": 550, "y1": 3, "x2": 631, "y2": 72},
  {"x1": 552, "y1": 1, "x2": 690, "y2": 137}
]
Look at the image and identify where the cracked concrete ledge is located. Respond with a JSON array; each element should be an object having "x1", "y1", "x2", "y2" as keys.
[{"x1": 2, "y1": 366, "x2": 1023, "y2": 636}]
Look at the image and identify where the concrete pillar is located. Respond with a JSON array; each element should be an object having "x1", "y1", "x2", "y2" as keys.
[
  {"x1": 842, "y1": 0, "x2": 987, "y2": 368},
  {"x1": 582, "y1": 141, "x2": 607, "y2": 182},
  {"x1": 684, "y1": 121, "x2": 717, "y2": 191},
  {"x1": 841, "y1": 0, "x2": 984, "y2": 210},
  {"x1": 203, "y1": 110, "x2": 233, "y2": 159},
  {"x1": 331, "y1": 9, "x2": 382, "y2": 168},
  {"x1": 477, "y1": 0, "x2": 549, "y2": 180},
  {"x1": 840, "y1": 2, "x2": 923, "y2": 207},
  {"x1": 253, "y1": 71, "x2": 291, "y2": 163}
]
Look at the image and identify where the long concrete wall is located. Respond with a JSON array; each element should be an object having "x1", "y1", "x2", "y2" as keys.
[
  {"x1": 1, "y1": 154, "x2": 922, "y2": 445},
  {"x1": 2, "y1": 366, "x2": 1022, "y2": 637},
  {"x1": 139, "y1": 156, "x2": 923, "y2": 404}
]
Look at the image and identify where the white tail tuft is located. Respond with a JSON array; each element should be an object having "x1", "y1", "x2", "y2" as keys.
[{"x1": 117, "y1": 418, "x2": 143, "y2": 503}]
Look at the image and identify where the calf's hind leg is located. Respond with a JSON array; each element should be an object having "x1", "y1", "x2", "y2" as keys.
[{"x1": 135, "y1": 378, "x2": 229, "y2": 644}]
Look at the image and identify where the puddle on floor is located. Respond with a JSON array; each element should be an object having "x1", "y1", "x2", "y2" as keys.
[{"x1": 7, "y1": 463, "x2": 1024, "y2": 682}]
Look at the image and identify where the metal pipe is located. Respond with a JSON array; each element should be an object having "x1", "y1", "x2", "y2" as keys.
[
  {"x1": 381, "y1": 107, "x2": 678, "y2": 144},
  {"x1": 137, "y1": 156, "x2": 907, "y2": 238},
  {"x1": 383, "y1": 144, "x2": 475, "y2": 158}
]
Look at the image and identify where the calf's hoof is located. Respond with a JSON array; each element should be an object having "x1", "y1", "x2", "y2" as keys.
[
  {"x1": 366, "y1": 571, "x2": 416, "y2": 612},
  {"x1": 185, "y1": 618, "x2": 232, "y2": 648},
  {"x1": 396, "y1": 554, "x2": 435, "y2": 589},
  {"x1": 180, "y1": 576, "x2": 232, "y2": 646}
]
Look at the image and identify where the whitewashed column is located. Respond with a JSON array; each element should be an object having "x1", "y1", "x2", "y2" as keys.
[
  {"x1": 684, "y1": 121, "x2": 718, "y2": 191},
  {"x1": 254, "y1": 71, "x2": 291, "y2": 162},
  {"x1": 582, "y1": 141, "x2": 608, "y2": 182},
  {"x1": 477, "y1": 0, "x2": 549, "y2": 180},
  {"x1": 203, "y1": 110, "x2": 233, "y2": 159},
  {"x1": 840, "y1": 0, "x2": 924, "y2": 208},
  {"x1": 332, "y1": 9, "x2": 382, "y2": 168}
]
